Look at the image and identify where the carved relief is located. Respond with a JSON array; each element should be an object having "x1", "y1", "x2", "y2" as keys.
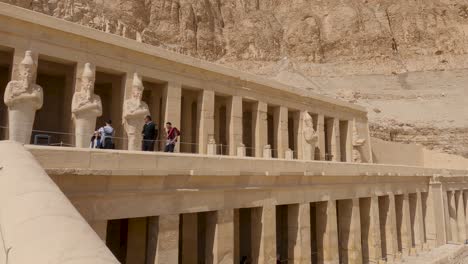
[
  {"x1": 123, "y1": 72, "x2": 150, "y2": 150},
  {"x1": 4, "y1": 50, "x2": 43, "y2": 143}
]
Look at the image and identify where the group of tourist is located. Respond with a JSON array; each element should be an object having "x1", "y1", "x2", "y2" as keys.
[{"x1": 90, "y1": 115, "x2": 180, "y2": 152}]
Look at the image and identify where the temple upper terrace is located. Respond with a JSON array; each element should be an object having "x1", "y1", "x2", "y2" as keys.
[{"x1": 0, "y1": 2, "x2": 371, "y2": 162}]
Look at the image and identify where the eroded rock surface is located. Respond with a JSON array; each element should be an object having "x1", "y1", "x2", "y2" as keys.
[{"x1": 3, "y1": 0, "x2": 467, "y2": 156}]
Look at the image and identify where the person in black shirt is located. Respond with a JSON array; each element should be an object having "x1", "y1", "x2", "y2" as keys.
[{"x1": 141, "y1": 115, "x2": 158, "y2": 151}]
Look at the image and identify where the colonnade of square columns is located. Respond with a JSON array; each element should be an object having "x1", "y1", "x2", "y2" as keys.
[
  {"x1": 1, "y1": 48, "x2": 370, "y2": 162},
  {"x1": 88, "y1": 187, "x2": 467, "y2": 264}
]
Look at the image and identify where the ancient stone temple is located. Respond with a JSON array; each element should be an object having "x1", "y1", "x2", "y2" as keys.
[{"x1": 0, "y1": 3, "x2": 467, "y2": 264}]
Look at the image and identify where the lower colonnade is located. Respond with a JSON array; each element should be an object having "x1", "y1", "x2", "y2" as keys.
[{"x1": 28, "y1": 146, "x2": 468, "y2": 264}]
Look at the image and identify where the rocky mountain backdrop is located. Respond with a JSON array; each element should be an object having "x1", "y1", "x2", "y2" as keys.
[{"x1": 3, "y1": 0, "x2": 467, "y2": 157}]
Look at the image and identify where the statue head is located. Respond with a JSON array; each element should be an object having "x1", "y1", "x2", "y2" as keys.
[
  {"x1": 19, "y1": 51, "x2": 36, "y2": 85},
  {"x1": 81, "y1": 63, "x2": 95, "y2": 94},
  {"x1": 303, "y1": 112, "x2": 314, "y2": 128},
  {"x1": 131, "y1": 72, "x2": 144, "y2": 100}
]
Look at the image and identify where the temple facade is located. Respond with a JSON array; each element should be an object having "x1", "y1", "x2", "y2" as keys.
[{"x1": 0, "y1": 3, "x2": 468, "y2": 264}]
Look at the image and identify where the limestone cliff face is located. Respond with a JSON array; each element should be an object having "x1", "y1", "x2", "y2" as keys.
[{"x1": 2, "y1": 0, "x2": 467, "y2": 157}]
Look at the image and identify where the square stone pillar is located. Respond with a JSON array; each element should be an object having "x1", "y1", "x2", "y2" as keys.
[
  {"x1": 345, "y1": 120, "x2": 353, "y2": 162},
  {"x1": 163, "y1": 82, "x2": 181, "y2": 152},
  {"x1": 228, "y1": 96, "x2": 242, "y2": 156},
  {"x1": 325, "y1": 117, "x2": 339, "y2": 161},
  {"x1": 288, "y1": 203, "x2": 311, "y2": 264},
  {"x1": 337, "y1": 199, "x2": 362, "y2": 264},
  {"x1": 208, "y1": 209, "x2": 234, "y2": 264},
  {"x1": 251, "y1": 205, "x2": 276, "y2": 264},
  {"x1": 317, "y1": 114, "x2": 326, "y2": 160},
  {"x1": 401, "y1": 194, "x2": 413, "y2": 256},
  {"x1": 89, "y1": 220, "x2": 107, "y2": 242},
  {"x1": 464, "y1": 190, "x2": 468, "y2": 242},
  {"x1": 316, "y1": 200, "x2": 339, "y2": 264},
  {"x1": 253, "y1": 101, "x2": 268, "y2": 158},
  {"x1": 413, "y1": 192, "x2": 425, "y2": 251},
  {"x1": 198, "y1": 90, "x2": 215, "y2": 154},
  {"x1": 456, "y1": 190, "x2": 467, "y2": 242},
  {"x1": 349, "y1": 198, "x2": 363, "y2": 264},
  {"x1": 276, "y1": 106, "x2": 289, "y2": 159},
  {"x1": 332, "y1": 118, "x2": 341, "y2": 162},
  {"x1": 154, "y1": 214, "x2": 180, "y2": 264},
  {"x1": 381, "y1": 194, "x2": 399, "y2": 262},
  {"x1": 426, "y1": 179, "x2": 447, "y2": 247},
  {"x1": 127, "y1": 217, "x2": 147, "y2": 264},
  {"x1": 366, "y1": 196, "x2": 383, "y2": 263},
  {"x1": 447, "y1": 191, "x2": 458, "y2": 242}
]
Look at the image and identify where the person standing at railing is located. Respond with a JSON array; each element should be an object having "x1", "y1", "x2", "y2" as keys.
[
  {"x1": 98, "y1": 120, "x2": 114, "y2": 149},
  {"x1": 164, "y1": 122, "x2": 180, "y2": 153},
  {"x1": 89, "y1": 131, "x2": 101, "y2": 148},
  {"x1": 142, "y1": 115, "x2": 158, "y2": 151}
]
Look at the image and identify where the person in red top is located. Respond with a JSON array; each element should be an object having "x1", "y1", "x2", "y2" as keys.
[{"x1": 164, "y1": 122, "x2": 180, "y2": 152}]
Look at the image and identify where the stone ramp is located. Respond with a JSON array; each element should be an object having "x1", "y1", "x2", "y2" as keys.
[{"x1": 0, "y1": 141, "x2": 118, "y2": 264}]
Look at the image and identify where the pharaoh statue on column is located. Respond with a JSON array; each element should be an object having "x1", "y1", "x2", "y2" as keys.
[
  {"x1": 352, "y1": 121, "x2": 366, "y2": 163},
  {"x1": 4, "y1": 50, "x2": 43, "y2": 144},
  {"x1": 123, "y1": 72, "x2": 150, "y2": 151},
  {"x1": 72, "y1": 63, "x2": 102, "y2": 148},
  {"x1": 301, "y1": 111, "x2": 318, "y2": 160}
]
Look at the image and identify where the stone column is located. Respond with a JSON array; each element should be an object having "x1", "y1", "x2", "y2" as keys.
[
  {"x1": 401, "y1": 194, "x2": 413, "y2": 256},
  {"x1": 228, "y1": 96, "x2": 242, "y2": 156},
  {"x1": 325, "y1": 118, "x2": 335, "y2": 161},
  {"x1": 288, "y1": 203, "x2": 311, "y2": 264},
  {"x1": 317, "y1": 114, "x2": 325, "y2": 160},
  {"x1": 414, "y1": 192, "x2": 425, "y2": 252},
  {"x1": 426, "y1": 177, "x2": 447, "y2": 247},
  {"x1": 316, "y1": 200, "x2": 339, "y2": 264},
  {"x1": 346, "y1": 120, "x2": 353, "y2": 162},
  {"x1": 198, "y1": 89, "x2": 215, "y2": 154},
  {"x1": 367, "y1": 196, "x2": 383, "y2": 263},
  {"x1": 464, "y1": 190, "x2": 468, "y2": 242},
  {"x1": 251, "y1": 205, "x2": 276, "y2": 264},
  {"x1": 163, "y1": 82, "x2": 182, "y2": 152},
  {"x1": 208, "y1": 209, "x2": 234, "y2": 264},
  {"x1": 253, "y1": 101, "x2": 268, "y2": 158},
  {"x1": 456, "y1": 190, "x2": 467, "y2": 242},
  {"x1": 276, "y1": 106, "x2": 289, "y2": 159},
  {"x1": 447, "y1": 191, "x2": 458, "y2": 242},
  {"x1": 382, "y1": 194, "x2": 399, "y2": 262},
  {"x1": 332, "y1": 118, "x2": 341, "y2": 162},
  {"x1": 89, "y1": 220, "x2": 108, "y2": 242},
  {"x1": 349, "y1": 199, "x2": 363, "y2": 264},
  {"x1": 126, "y1": 217, "x2": 147, "y2": 264},
  {"x1": 154, "y1": 214, "x2": 180, "y2": 264}
]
